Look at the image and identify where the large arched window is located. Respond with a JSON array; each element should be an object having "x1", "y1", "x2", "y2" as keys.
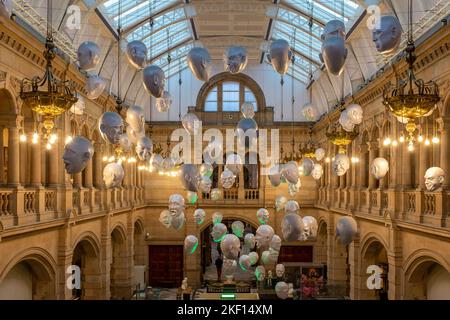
[{"x1": 204, "y1": 81, "x2": 258, "y2": 112}]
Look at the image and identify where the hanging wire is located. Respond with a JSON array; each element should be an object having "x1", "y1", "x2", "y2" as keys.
[
  {"x1": 116, "y1": 0, "x2": 122, "y2": 112},
  {"x1": 291, "y1": 28, "x2": 296, "y2": 158},
  {"x1": 167, "y1": 28, "x2": 171, "y2": 92},
  {"x1": 178, "y1": 61, "x2": 182, "y2": 121},
  {"x1": 47, "y1": 0, "x2": 52, "y2": 39},
  {"x1": 308, "y1": 0, "x2": 314, "y2": 103}
]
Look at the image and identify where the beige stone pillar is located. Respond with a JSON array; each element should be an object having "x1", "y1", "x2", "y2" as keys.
[
  {"x1": 47, "y1": 134, "x2": 60, "y2": 187},
  {"x1": 439, "y1": 118, "x2": 450, "y2": 188},
  {"x1": 379, "y1": 142, "x2": 388, "y2": 189},
  {"x1": 418, "y1": 140, "x2": 430, "y2": 189},
  {"x1": 0, "y1": 125, "x2": 4, "y2": 184},
  {"x1": 7, "y1": 126, "x2": 20, "y2": 187},
  {"x1": 401, "y1": 144, "x2": 412, "y2": 188},
  {"x1": 368, "y1": 142, "x2": 377, "y2": 189},
  {"x1": 84, "y1": 158, "x2": 93, "y2": 188},
  {"x1": 30, "y1": 132, "x2": 42, "y2": 187},
  {"x1": 93, "y1": 143, "x2": 104, "y2": 188},
  {"x1": 73, "y1": 172, "x2": 82, "y2": 188},
  {"x1": 359, "y1": 144, "x2": 368, "y2": 188}
]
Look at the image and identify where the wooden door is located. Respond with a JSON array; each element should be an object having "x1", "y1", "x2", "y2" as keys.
[{"x1": 148, "y1": 245, "x2": 183, "y2": 288}]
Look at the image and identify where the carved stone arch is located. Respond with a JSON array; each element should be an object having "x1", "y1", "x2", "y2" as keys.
[
  {"x1": 70, "y1": 119, "x2": 79, "y2": 136},
  {"x1": 371, "y1": 124, "x2": 380, "y2": 142},
  {"x1": 133, "y1": 217, "x2": 145, "y2": 234},
  {"x1": 442, "y1": 90, "x2": 450, "y2": 117},
  {"x1": 359, "y1": 232, "x2": 390, "y2": 259},
  {"x1": 72, "y1": 231, "x2": 102, "y2": 257},
  {"x1": 381, "y1": 118, "x2": 391, "y2": 137},
  {"x1": 195, "y1": 72, "x2": 267, "y2": 112},
  {"x1": 0, "y1": 88, "x2": 18, "y2": 117},
  {"x1": 81, "y1": 124, "x2": 91, "y2": 140},
  {"x1": 111, "y1": 222, "x2": 127, "y2": 244}
]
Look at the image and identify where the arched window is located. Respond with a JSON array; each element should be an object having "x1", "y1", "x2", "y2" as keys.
[{"x1": 204, "y1": 81, "x2": 258, "y2": 112}]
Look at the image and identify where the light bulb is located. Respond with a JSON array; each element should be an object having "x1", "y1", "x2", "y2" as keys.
[
  {"x1": 49, "y1": 133, "x2": 57, "y2": 144},
  {"x1": 417, "y1": 135, "x2": 424, "y2": 142},
  {"x1": 109, "y1": 156, "x2": 115, "y2": 162},
  {"x1": 20, "y1": 133, "x2": 27, "y2": 142},
  {"x1": 407, "y1": 142, "x2": 414, "y2": 152},
  {"x1": 102, "y1": 156, "x2": 108, "y2": 162},
  {"x1": 399, "y1": 135, "x2": 405, "y2": 143},
  {"x1": 383, "y1": 137, "x2": 391, "y2": 146},
  {"x1": 332, "y1": 157, "x2": 335, "y2": 161},
  {"x1": 325, "y1": 157, "x2": 330, "y2": 163},
  {"x1": 392, "y1": 140, "x2": 398, "y2": 147},
  {"x1": 65, "y1": 136, "x2": 73, "y2": 144},
  {"x1": 117, "y1": 159, "x2": 123, "y2": 165},
  {"x1": 424, "y1": 139, "x2": 430, "y2": 146},
  {"x1": 432, "y1": 136, "x2": 439, "y2": 144},
  {"x1": 46, "y1": 142, "x2": 52, "y2": 150},
  {"x1": 32, "y1": 132, "x2": 39, "y2": 144},
  {"x1": 121, "y1": 156, "x2": 126, "y2": 161}
]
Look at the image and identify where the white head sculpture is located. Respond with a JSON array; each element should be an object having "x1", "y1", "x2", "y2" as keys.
[
  {"x1": 118, "y1": 133, "x2": 132, "y2": 152},
  {"x1": 85, "y1": 75, "x2": 106, "y2": 100},
  {"x1": 186, "y1": 191, "x2": 198, "y2": 205},
  {"x1": 103, "y1": 162, "x2": 124, "y2": 188},
  {"x1": 210, "y1": 188, "x2": 222, "y2": 201},
  {"x1": 180, "y1": 164, "x2": 200, "y2": 192},
  {"x1": 255, "y1": 225, "x2": 275, "y2": 250},
  {"x1": 275, "y1": 282, "x2": 289, "y2": 299},
  {"x1": 149, "y1": 153, "x2": 163, "y2": 172},
  {"x1": 288, "y1": 180, "x2": 301, "y2": 197},
  {"x1": 193, "y1": 209, "x2": 206, "y2": 225},
  {"x1": 255, "y1": 266, "x2": 266, "y2": 281},
  {"x1": 281, "y1": 161, "x2": 299, "y2": 184},
  {"x1": 276, "y1": 264, "x2": 285, "y2": 278},
  {"x1": 221, "y1": 169, "x2": 236, "y2": 189},
  {"x1": 269, "y1": 165, "x2": 283, "y2": 187},
  {"x1": 126, "y1": 105, "x2": 145, "y2": 133},
  {"x1": 239, "y1": 255, "x2": 252, "y2": 271},
  {"x1": 184, "y1": 235, "x2": 199, "y2": 254},
  {"x1": 171, "y1": 211, "x2": 186, "y2": 230},
  {"x1": 315, "y1": 148, "x2": 326, "y2": 161},
  {"x1": 70, "y1": 94, "x2": 85, "y2": 115},
  {"x1": 275, "y1": 196, "x2": 288, "y2": 212},
  {"x1": 256, "y1": 208, "x2": 270, "y2": 225},
  {"x1": 159, "y1": 209, "x2": 172, "y2": 229},
  {"x1": 225, "y1": 153, "x2": 243, "y2": 175},
  {"x1": 126, "y1": 40, "x2": 148, "y2": 69},
  {"x1": 244, "y1": 233, "x2": 256, "y2": 249},
  {"x1": 302, "y1": 103, "x2": 318, "y2": 121},
  {"x1": 168, "y1": 194, "x2": 185, "y2": 218},
  {"x1": 335, "y1": 216, "x2": 358, "y2": 246},
  {"x1": 261, "y1": 250, "x2": 271, "y2": 266},
  {"x1": 0, "y1": 0, "x2": 12, "y2": 19},
  {"x1": 224, "y1": 46, "x2": 248, "y2": 74},
  {"x1": 187, "y1": 47, "x2": 212, "y2": 82},
  {"x1": 312, "y1": 164, "x2": 324, "y2": 181},
  {"x1": 241, "y1": 102, "x2": 255, "y2": 119},
  {"x1": 333, "y1": 154, "x2": 350, "y2": 176},
  {"x1": 248, "y1": 251, "x2": 259, "y2": 265},
  {"x1": 126, "y1": 125, "x2": 145, "y2": 145},
  {"x1": 212, "y1": 212, "x2": 223, "y2": 225},
  {"x1": 211, "y1": 223, "x2": 228, "y2": 243},
  {"x1": 320, "y1": 20, "x2": 347, "y2": 75},
  {"x1": 99, "y1": 112, "x2": 123, "y2": 145},
  {"x1": 198, "y1": 175, "x2": 212, "y2": 193},
  {"x1": 270, "y1": 234, "x2": 282, "y2": 252},
  {"x1": 220, "y1": 234, "x2": 241, "y2": 260},
  {"x1": 77, "y1": 41, "x2": 100, "y2": 71},
  {"x1": 302, "y1": 216, "x2": 318, "y2": 240},
  {"x1": 62, "y1": 136, "x2": 94, "y2": 174},
  {"x1": 370, "y1": 157, "x2": 389, "y2": 180},
  {"x1": 285, "y1": 200, "x2": 300, "y2": 215},
  {"x1": 199, "y1": 163, "x2": 213, "y2": 178},
  {"x1": 155, "y1": 91, "x2": 172, "y2": 112},
  {"x1": 282, "y1": 213, "x2": 305, "y2": 242},
  {"x1": 301, "y1": 158, "x2": 314, "y2": 176},
  {"x1": 143, "y1": 65, "x2": 166, "y2": 98},
  {"x1": 346, "y1": 104, "x2": 363, "y2": 125},
  {"x1": 231, "y1": 221, "x2": 245, "y2": 238},
  {"x1": 136, "y1": 137, "x2": 153, "y2": 161},
  {"x1": 339, "y1": 110, "x2": 356, "y2": 132},
  {"x1": 268, "y1": 39, "x2": 292, "y2": 75},
  {"x1": 181, "y1": 113, "x2": 201, "y2": 136},
  {"x1": 372, "y1": 16, "x2": 402, "y2": 54},
  {"x1": 424, "y1": 167, "x2": 445, "y2": 191}
]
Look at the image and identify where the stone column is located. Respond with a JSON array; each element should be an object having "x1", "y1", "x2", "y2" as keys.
[
  {"x1": 0, "y1": 125, "x2": 4, "y2": 184},
  {"x1": 93, "y1": 143, "x2": 104, "y2": 188},
  {"x1": 73, "y1": 172, "x2": 82, "y2": 188},
  {"x1": 84, "y1": 158, "x2": 93, "y2": 188},
  {"x1": 359, "y1": 144, "x2": 368, "y2": 188},
  {"x1": 401, "y1": 144, "x2": 412, "y2": 188},
  {"x1": 30, "y1": 132, "x2": 42, "y2": 187},
  {"x1": 379, "y1": 141, "x2": 388, "y2": 189},
  {"x1": 418, "y1": 140, "x2": 430, "y2": 189},
  {"x1": 439, "y1": 118, "x2": 450, "y2": 188},
  {"x1": 7, "y1": 126, "x2": 20, "y2": 187},
  {"x1": 47, "y1": 133, "x2": 60, "y2": 187},
  {"x1": 367, "y1": 141, "x2": 377, "y2": 189}
]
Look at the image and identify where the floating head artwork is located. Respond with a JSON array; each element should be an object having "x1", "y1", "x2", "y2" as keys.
[
  {"x1": 186, "y1": 191, "x2": 198, "y2": 204},
  {"x1": 270, "y1": 235, "x2": 282, "y2": 252},
  {"x1": 424, "y1": 167, "x2": 445, "y2": 192},
  {"x1": 281, "y1": 161, "x2": 299, "y2": 184},
  {"x1": 171, "y1": 211, "x2": 186, "y2": 230},
  {"x1": 159, "y1": 209, "x2": 172, "y2": 229},
  {"x1": 275, "y1": 196, "x2": 288, "y2": 212},
  {"x1": 335, "y1": 216, "x2": 358, "y2": 246},
  {"x1": 99, "y1": 112, "x2": 124, "y2": 145},
  {"x1": 221, "y1": 169, "x2": 236, "y2": 189},
  {"x1": 370, "y1": 157, "x2": 389, "y2": 180},
  {"x1": 236, "y1": 118, "x2": 258, "y2": 149},
  {"x1": 103, "y1": 162, "x2": 124, "y2": 188},
  {"x1": 372, "y1": 15, "x2": 402, "y2": 54},
  {"x1": 302, "y1": 216, "x2": 318, "y2": 240},
  {"x1": 149, "y1": 153, "x2": 163, "y2": 172},
  {"x1": 225, "y1": 153, "x2": 243, "y2": 176},
  {"x1": 118, "y1": 133, "x2": 132, "y2": 152},
  {"x1": 256, "y1": 208, "x2": 270, "y2": 225},
  {"x1": 193, "y1": 209, "x2": 206, "y2": 225},
  {"x1": 155, "y1": 91, "x2": 172, "y2": 112},
  {"x1": 255, "y1": 225, "x2": 275, "y2": 250},
  {"x1": 212, "y1": 212, "x2": 223, "y2": 225},
  {"x1": 126, "y1": 105, "x2": 145, "y2": 133},
  {"x1": 126, "y1": 125, "x2": 145, "y2": 145},
  {"x1": 199, "y1": 163, "x2": 213, "y2": 178},
  {"x1": 180, "y1": 164, "x2": 200, "y2": 192},
  {"x1": 224, "y1": 46, "x2": 248, "y2": 74},
  {"x1": 241, "y1": 102, "x2": 255, "y2": 119},
  {"x1": 168, "y1": 194, "x2": 185, "y2": 218},
  {"x1": 77, "y1": 41, "x2": 100, "y2": 71},
  {"x1": 181, "y1": 113, "x2": 201, "y2": 136},
  {"x1": 312, "y1": 164, "x2": 324, "y2": 181},
  {"x1": 339, "y1": 110, "x2": 356, "y2": 132},
  {"x1": 315, "y1": 148, "x2": 326, "y2": 161},
  {"x1": 248, "y1": 251, "x2": 259, "y2": 266},
  {"x1": 284, "y1": 200, "x2": 300, "y2": 215},
  {"x1": 346, "y1": 104, "x2": 363, "y2": 125},
  {"x1": 135, "y1": 137, "x2": 153, "y2": 161},
  {"x1": 244, "y1": 233, "x2": 256, "y2": 249},
  {"x1": 184, "y1": 235, "x2": 199, "y2": 254},
  {"x1": 85, "y1": 75, "x2": 106, "y2": 100},
  {"x1": 126, "y1": 40, "x2": 148, "y2": 69},
  {"x1": 276, "y1": 264, "x2": 285, "y2": 277},
  {"x1": 70, "y1": 94, "x2": 85, "y2": 115},
  {"x1": 211, "y1": 223, "x2": 228, "y2": 243},
  {"x1": 231, "y1": 221, "x2": 245, "y2": 238},
  {"x1": 220, "y1": 234, "x2": 241, "y2": 260},
  {"x1": 288, "y1": 180, "x2": 301, "y2": 197},
  {"x1": 210, "y1": 188, "x2": 222, "y2": 201},
  {"x1": 320, "y1": 20, "x2": 347, "y2": 75},
  {"x1": 302, "y1": 103, "x2": 318, "y2": 121},
  {"x1": 255, "y1": 266, "x2": 266, "y2": 281},
  {"x1": 143, "y1": 65, "x2": 166, "y2": 98},
  {"x1": 187, "y1": 47, "x2": 212, "y2": 82},
  {"x1": 333, "y1": 154, "x2": 350, "y2": 176},
  {"x1": 261, "y1": 250, "x2": 271, "y2": 266},
  {"x1": 275, "y1": 282, "x2": 289, "y2": 299},
  {"x1": 301, "y1": 158, "x2": 314, "y2": 176},
  {"x1": 198, "y1": 175, "x2": 212, "y2": 193},
  {"x1": 281, "y1": 213, "x2": 304, "y2": 242},
  {"x1": 269, "y1": 165, "x2": 283, "y2": 187},
  {"x1": 239, "y1": 255, "x2": 252, "y2": 271},
  {"x1": 268, "y1": 39, "x2": 292, "y2": 75},
  {"x1": 62, "y1": 136, "x2": 94, "y2": 174}
]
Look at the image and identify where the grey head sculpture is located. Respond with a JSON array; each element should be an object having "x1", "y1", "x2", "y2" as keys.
[
  {"x1": 171, "y1": 211, "x2": 186, "y2": 230},
  {"x1": 126, "y1": 105, "x2": 145, "y2": 134},
  {"x1": 77, "y1": 41, "x2": 101, "y2": 71},
  {"x1": 103, "y1": 162, "x2": 124, "y2": 188},
  {"x1": 126, "y1": 125, "x2": 145, "y2": 145},
  {"x1": 62, "y1": 136, "x2": 94, "y2": 174},
  {"x1": 268, "y1": 39, "x2": 292, "y2": 75},
  {"x1": 301, "y1": 158, "x2": 314, "y2": 176},
  {"x1": 0, "y1": 0, "x2": 12, "y2": 19},
  {"x1": 320, "y1": 20, "x2": 347, "y2": 76},
  {"x1": 143, "y1": 65, "x2": 166, "y2": 98},
  {"x1": 269, "y1": 165, "x2": 283, "y2": 187},
  {"x1": 99, "y1": 112, "x2": 124, "y2": 145},
  {"x1": 424, "y1": 167, "x2": 445, "y2": 192},
  {"x1": 180, "y1": 164, "x2": 200, "y2": 192},
  {"x1": 335, "y1": 216, "x2": 358, "y2": 246},
  {"x1": 155, "y1": 91, "x2": 172, "y2": 112},
  {"x1": 118, "y1": 133, "x2": 132, "y2": 152},
  {"x1": 281, "y1": 213, "x2": 305, "y2": 242},
  {"x1": 85, "y1": 75, "x2": 106, "y2": 100},
  {"x1": 136, "y1": 136, "x2": 153, "y2": 161},
  {"x1": 187, "y1": 47, "x2": 212, "y2": 82},
  {"x1": 372, "y1": 16, "x2": 402, "y2": 55},
  {"x1": 126, "y1": 40, "x2": 148, "y2": 69},
  {"x1": 220, "y1": 234, "x2": 241, "y2": 260},
  {"x1": 224, "y1": 46, "x2": 248, "y2": 74}
]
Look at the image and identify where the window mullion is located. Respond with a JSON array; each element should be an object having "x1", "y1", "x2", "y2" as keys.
[
  {"x1": 239, "y1": 83, "x2": 244, "y2": 108},
  {"x1": 218, "y1": 83, "x2": 223, "y2": 112}
]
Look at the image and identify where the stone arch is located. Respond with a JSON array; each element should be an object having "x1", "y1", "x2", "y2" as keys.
[
  {"x1": 315, "y1": 219, "x2": 328, "y2": 265},
  {"x1": 133, "y1": 217, "x2": 147, "y2": 286},
  {"x1": 199, "y1": 213, "x2": 259, "y2": 234},
  {"x1": 0, "y1": 88, "x2": 18, "y2": 116},
  {"x1": 110, "y1": 224, "x2": 131, "y2": 299},
  {"x1": 72, "y1": 231, "x2": 101, "y2": 257},
  {"x1": 0, "y1": 247, "x2": 57, "y2": 299},
  {"x1": 111, "y1": 222, "x2": 127, "y2": 243},
  {"x1": 442, "y1": 90, "x2": 450, "y2": 117}
]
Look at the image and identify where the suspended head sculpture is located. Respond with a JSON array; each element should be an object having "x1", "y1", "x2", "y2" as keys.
[
  {"x1": 210, "y1": 188, "x2": 222, "y2": 201},
  {"x1": 171, "y1": 211, "x2": 186, "y2": 230},
  {"x1": 312, "y1": 164, "x2": 324, "y2": 181},
  {"x1": 281, "y1": 161, "x2": 299, "y2": 184},
  {"x1": 62, "y1": 136, "x2": 94, "y2": 174},
  {"x1": 103, "y1": 162, "x2": 124, "y2": 188},
  {"x1": 424, "y1": 167, "x2": 445, "y2": 192},
  {"x1": 193, "y1": 208, "x2": 206, "y2": 225},
  {"x1": 244, "y1": 233, "x2": 256, "y2": 249},
  {"x1": 184, "y1": 235, "x2": 199, "y2": 254},
  {"x1": 372, "y1": 16, "x2": 402, "y2": 54},
  {"x1": 149, "y1": 153, "x2": 163, "y2": 172},
  {"x1": 241, "y1": 102, "x2": 255, "y2": 119},
  {"x1": 276, "y1": 264, "x2": 285, "y2": 278},
  {"x1": 269, "y1": 165, "x2": 283, "y2": 187},
  {"x1": 187, "y1": 47, "x2": 212, "y2": 82},
  {"x1": 212, "y1": 212, "x2": 223, "y2": 225},
  {"x1": 335, "y1": 216, "x2": 358, "y2": 246},
  {"x1": 275, "y1": 196, "x2": 288, "y2": 212},
  {"x1": 302, "y1": 216, "x2": 318, "y2": 240},
  {"x1": 346, "y1": 104, "x2": 363, "y2": 125},
  {"x1": 370, "y1": 157, "x2": 389, "y2": 180},
  {"x1": 270, "y1": 234, "x2": 282, "y2": 252},
  {"x1": 221, "y1": 169, "x2": 236, "y2": 189},
  {"x1": 231, "y1": 221, "x2": 245, "y2": 238},
  {"x1": 180, "y1": 164, "x2": 200, "y2": 192},
  {"x1": 256, "y1": 208, "x2": 270, "y2": 225},
  {"x1": 198, "y1": 175, "x2": 212, "y2": 193},
  {"x1": 220, "y1": 234, "x2": 241, "y2": 260},
  {"x1": 237, "y1": 118, "x2": 258, "y2": 149},
  {"x1": 275, "y1": 282, "x2": 289, "y2": 299},
  {"x1": 143, "y1": 65, "x2": 166, "y2": 98},
  {"x1": 248, "y1": 251, "x2": 259, "y2": 265},
  {"x1": 320, "y1": 20, "x2": 348, "y2": 76},
  {"x1": 315, "y1": 148, "x2": 326, "y2": 161},
  {"x1": 159, "y1": 209, "x2": 172, "y2": 229},
  {"x1": 339, "y1": 110, "x2": 356, "y2": 132},
  {"x1": 77, "y1": 41, "x2": 100, "y2": 71},
  {"x1": 136, "y1": 137, "x2": 153, "y2": 161},
  {"x1": 333, "y1": 154, "x2": 350, "y2": 176},
  {"x1": 285, "y1": 200, "x2": 300, "y2": 215},
  {"x1": 224, "y1": 46, "x2": 248, "y2": 74},
  {"x1": 268, "y1": 39, "x2": 292, "y2": 75},
  {"x1": 181, "y1": 113, "x2": 201, "y2": 136},
  {"x1": 99, "y1": 112, "x2": 124, "y2": 145},
  {"x1": 155, "y1": 91, "x2": 172, "y2": 112},
  {"x1": 281, "y1": 213, "x2": 304, "y2": 242},
  {"x1": 126, "y1": 105, "x2": 145, "y2": 134},
  {"x1": 225, "y1": 153, "x2": 243, "y2": 176},
  {"x1": 118, "y1": 133, "x2": 132, "y2": 152},
  {"x1": 301, "y1": 158, "x2": 314, "y2": 176},
  {"x1": 255, "y1": 266, "x2": 266, "y2": 281},
  {"x1": 288, "y1": 180, "x2": 301, "y2": 197},
  {"x1": 126, "y1": 40, "x2": 148, "y2": 69},
  {"x1": 239, "y1": 255, "x2": 252, "y2": 271},
  {"x1": 255, "y1": 225, "x2": 275, "y2": 250},
  {"x1": 186, "y1": 191, "x2": 198, "y2": 205},
  {"x1": 85, "y1": 75, "x2": 106, "y2": 100},
  {"x1": 70, "y1": 94, "x2": 85, "y2": 115},
  {"x1": 168, "y1": 194, "x2": 185, "y2": 218},
  {"x1": 199, "y1": 163, "x2": 213, "y2": 178},
  {"x1": 211, "y1": 223, "x2": 228, "y2": 242},
  {"x1": 302, "y1": 103, "x2": 318, "y2": 121}
]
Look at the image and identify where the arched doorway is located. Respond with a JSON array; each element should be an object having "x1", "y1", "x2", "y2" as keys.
[
  {"x1": 133, "y1": 220, "x2": 147, "y2": 290},
  {"x1": 200, "y1": 217, "x2": 257, "y2": 283},
  {"x1": 72, "y1": 237, "x2": 101, "y2": 300},
  {"x1": 0, "y1": 255, "x2": 55, "y2": 300},
  {"x1": 110, "y1": 226, "x2": 130, "y2": 299},
  {"x1": 360, "y1": 238, "x2": 389, "y2": 300}
]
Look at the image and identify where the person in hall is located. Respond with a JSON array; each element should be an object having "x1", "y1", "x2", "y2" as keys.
[{"x1": 215, "y1": 251, "x2": 223, "y2": 281}]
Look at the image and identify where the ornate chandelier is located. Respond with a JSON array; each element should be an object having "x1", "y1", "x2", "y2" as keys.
[
  {"x1": 382, "y1": 0, "x2": 440, "y2": 146},
  {"x1": 20, "y1": 0, "x2": 77, "y2": 141},
  {"x1": 299, "y1": 127, "x2": 316, "y2": 159},
  {"x1": 326, "y1": 120, "x2": 358, "y2": 154}
]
